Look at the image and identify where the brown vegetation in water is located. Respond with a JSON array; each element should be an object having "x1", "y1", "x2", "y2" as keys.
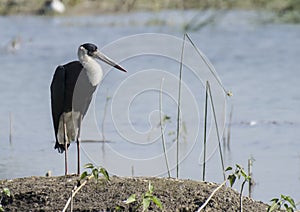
[{"x1": 0, "y1": 0, "x2": 300, "y2": 22}]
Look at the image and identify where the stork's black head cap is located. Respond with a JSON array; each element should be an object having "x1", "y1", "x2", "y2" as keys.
[{"x1": 81, "y1": 43, "x2": 98, "y2": 56}]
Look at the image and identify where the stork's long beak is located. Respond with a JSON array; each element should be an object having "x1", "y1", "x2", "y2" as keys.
[{"x1": 93, "y1": 50, "x2": 127, "y2": 72}]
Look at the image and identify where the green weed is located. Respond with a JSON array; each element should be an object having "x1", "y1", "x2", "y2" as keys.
[
  {"x1": 80, "y1": 163, "x2": 110, "y2": 182},
  {"x1": 268, "y1": 194, "x2": 297, "y2": 212},
  {"x1": 0, "y1": 188, "x2": 11, "y2": 212},
  {"x1": 226, "y1": 164, "x2": 251, "y2": 212},
  {"x1": 123, "y1": 181, "x2": 163, "y2": 211}
]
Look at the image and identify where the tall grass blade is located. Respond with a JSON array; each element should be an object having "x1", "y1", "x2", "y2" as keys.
[
  {"x1": 207, "y1": 82, "x2": 225, "y2": 180},
  {"x1": 159, "y1": 78, "x2": 171, "y2": 178},
  {"x1": 202, "y1": 81, "x2": 209, "y2": 181},
  {"x1": 175, "y1": 33, "x2": 186, "y2": 178}
]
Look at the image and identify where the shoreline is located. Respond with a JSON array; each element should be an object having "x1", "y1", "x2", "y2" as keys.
[{"x1": 0, "y1": 0, "x2": 299, "y2": 22}]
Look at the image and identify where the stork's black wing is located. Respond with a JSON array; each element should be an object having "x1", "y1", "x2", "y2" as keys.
[
  {"x1": 50, "y1": 61, "x2": 83, "y2": 152},
  {"x1": 50, "y1": 65, "x2": 66, "y2": 144}
]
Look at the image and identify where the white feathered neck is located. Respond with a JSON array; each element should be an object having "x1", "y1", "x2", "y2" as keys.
[{"x1": 78, "y1": 52, "x2": 103, "y2": 86}]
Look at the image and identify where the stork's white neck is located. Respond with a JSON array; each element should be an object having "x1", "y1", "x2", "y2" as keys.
[{"x1": 80, "y1": 56, "x2": 103, "y2": 86}]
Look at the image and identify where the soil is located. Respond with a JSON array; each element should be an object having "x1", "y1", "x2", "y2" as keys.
[{"x1": 0, "y1": 175, "x2": 269, "y2": 211}]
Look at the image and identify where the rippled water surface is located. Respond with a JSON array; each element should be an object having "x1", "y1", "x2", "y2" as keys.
[{"x1": 0, "y1": 10, "x2": 299, "y2": 202}]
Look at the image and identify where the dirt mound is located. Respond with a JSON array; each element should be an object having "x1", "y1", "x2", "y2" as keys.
[{"x1": 0, "y1": 175, "x2": 268, "y2": 211}]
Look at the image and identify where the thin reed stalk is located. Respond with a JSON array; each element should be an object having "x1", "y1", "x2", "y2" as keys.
[
  {"x1": 248, "y1": 158, "x2": 253, "y2": 198},
  {"x1": 240, "y1": 180, "x2": 246, "y2": 212},
  {"x1": 226, "y1": 105, "x2": 233, "y2": 151},
  {"x1": 101, "y1": 90, "x2": 110, "y2": 142},
  {"x1": 159, "y1": 78, "x2": 171, "y2": 178},
  {"x1": 206, "y1": 81, "x2": 225, "y2": 181},
  {"x1": 202, "y1": 81, "x2": 209, "y2": 181},
  {"x1": 175, "y1": 33, "x2": 186, "y2": 178},
  {"x1": 9, "y1": 112, "x2": 12, "y2": 144},
  {"x1": 185, "y1": 33, "x2": 229, "y2": 95}
]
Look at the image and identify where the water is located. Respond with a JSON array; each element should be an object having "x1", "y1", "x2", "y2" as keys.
[{"x1": 0, "y1": 10, "x2": 299, "y2": 203}]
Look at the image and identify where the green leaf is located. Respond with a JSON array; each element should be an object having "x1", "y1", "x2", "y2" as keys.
[
  {"x1": 246, "y1": 176, "x2": 251, "y2": 181},
  {"x1": 3, "y1": 188, "x2": 10, "y2": 197},
  {"x1": 124, "y1": 194, "x2": 136, "y2": 204},
  {"x1": 225, "y1": 166, "x2": 233, "y2": 171},
  {"x1": 0, "y1": 205, "x2": 4, "y2": 212},
  {"x1": 228, "y1": 174, "x2": 236, "y2": 187},
  {"x1": 100, "y1": 168, "x2": 110, "y2": 181},
  {"x1": 282, "y1": 195, "x2": 296, "y2": 208},
  {"x1": 236, "y1": 164, "x2": 242, "y2": 169},
  {"x1": 284, "y1": 203, "x2": 293, "y2": 211},
  {"x1": 267, "y1": 201, "x2": 280, "y2": 212},
  {"x1": 80, "y1": 171, "x2": 88, "y2": 180},
  {"x1": 151, "y1": 196, "x2": 163, "y2": 209},
  {"x1": 270, "y1": 198, "x2": 279, "y2": 203},
  {"x1": 241, "y1": 169, "x2": 248, "y2": 178},
  {"x1": 92, "y1": 168, "x2": 99, "y2": 180},
  {"x1": 142, "y1": 197, "x2": 151, "y2": 211},
  {"x1": 84, "y1": 163, "x2": 94, "y2": 169}
]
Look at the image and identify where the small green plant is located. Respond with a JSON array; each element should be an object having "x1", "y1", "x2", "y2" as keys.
[
  {"x1": 226, "y1": 164, "x2": 251, "y2": 187},
  {"x1": 0, "y1": 188, "x2": 11, "y2": 212},
  {"x1": 124, "y1": 181, "x2": 163, "y2": 211},
  {"x1": 268, "y1": 194, "x2": 297, "y2": 212},
  {"x1": 63, "y1": 163, "x2": 110, "y2": 212},
  {"x1": 80, "y1": 163, "x2": 110, "y2": 182},
  {"x1": 226, "y1": 164, "x2": 251, "y2": 212}
]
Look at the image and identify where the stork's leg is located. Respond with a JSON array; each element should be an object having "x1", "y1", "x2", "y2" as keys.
[
  {"x1": 63, "y1": 121, "x2": 68, "y2": 175},
  {"x1": 76, "y1": 114, "x2": 83, "y2": 175}
]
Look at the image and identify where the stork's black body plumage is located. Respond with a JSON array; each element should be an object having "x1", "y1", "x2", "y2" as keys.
[
  {"x1": 50, "y1": 43, "x2": 127, "y2": 175},
  {"x1": 50, "y1": 61, "x2": 96, "y2": 153}
]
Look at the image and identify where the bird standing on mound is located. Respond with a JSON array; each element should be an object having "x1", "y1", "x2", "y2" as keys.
[{"x1": 50, "y1": 43, "x2": 127, "y2": 175}]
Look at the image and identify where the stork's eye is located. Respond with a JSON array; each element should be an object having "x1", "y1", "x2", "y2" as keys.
[{"x1": 87, "y1": 50, "x2": 94, "y2": 56}]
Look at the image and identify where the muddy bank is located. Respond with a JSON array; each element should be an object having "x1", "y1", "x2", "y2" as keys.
[
  {"x1": 0, "y1": 175, "x2": 269, "y2": 211},
  {"x1": 1, "y1": 0, "x2": 300, "y2": 18}
]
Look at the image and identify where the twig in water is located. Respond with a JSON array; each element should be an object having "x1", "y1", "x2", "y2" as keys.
[{"x1": 159, "y1": 78, "x2": 171, "y2": 178}]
